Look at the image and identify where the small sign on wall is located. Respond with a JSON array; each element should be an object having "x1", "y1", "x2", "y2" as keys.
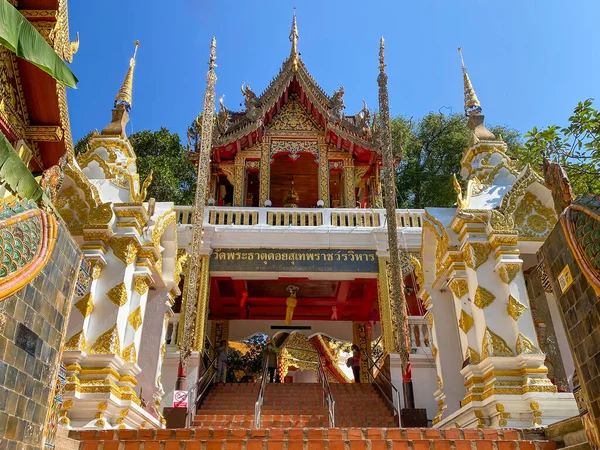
[
  {"x1": 173, "y1": 390, "x2": 188, "y2": 408},
  {"x1": 558, "y1": 265, "x2": 574, "y2": 293}
]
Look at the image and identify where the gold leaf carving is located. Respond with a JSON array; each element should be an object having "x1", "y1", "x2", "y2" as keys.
[
  {"x1": 106, "y1": 282, "x2": 128, "y2": 307},
  {"x1": 89, "y1": 325, "x2": 121, "y2": 355},
  {"x1": 466, "y1": 346, "x2": 481, "y2": 364},
  {"x1": 122, "y1": 343, "x2": 137, "y2": 362},
  {"x1": 133, "y1": 275, "x2": 152, "y2": 295},
  {"x1": 449, "y1": 279, "x2": 469, "y2": 298},
  {"x1": 498, "y1": 263, "x2": 522, "y2": 284},
  {"x1": 516, "y1": 333, "x2": 540, "y2": 354},
  {"x1": 474, "y1": 285, "x2": 496, "y2": 309},
  {"x1": 109, "y1": 237, "x2": 138, "y2": 265},
  {"x1": 507, "y1": 295, "x2": 527, "y2": 321},
  {"x1": 463, "y1": 243, "x2": 492, "y2": 270},
  {"x1": 481, "y1": 327, "x2": 514, "y2": 359},
  {"x1": 127, "y1": 307, "x2": 142, "y2": 331},
  {"x1": 74, "y1": 292, "x2": 94, "y2": 318},
  {"x1": 88, "y1": 202, "x2": 113, "y2": 226},
  {"x1": 64, "y1": 330, "x2": 86, "y2": 351},
  {"x1": 459, "y1": 310, "x2": 475, "y2": 334}
]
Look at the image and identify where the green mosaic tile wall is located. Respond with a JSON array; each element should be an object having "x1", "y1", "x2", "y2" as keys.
[
  {"x1": 0, "y1": 220, "x2": 81, "y2": 450},
  {"x1": 541, "y1": 220, "x2": 600, "y2": 437}
]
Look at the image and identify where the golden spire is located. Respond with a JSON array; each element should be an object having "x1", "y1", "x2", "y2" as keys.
[
  {"x1": 114, "y1": 40, "x2": 140, "y2": 112},
  {"x1": 458, "y1": 47, "x2": 481, "y2": 116},
  {"x1": 290, "y1": 7, "x2": 299, "y2": 71}
]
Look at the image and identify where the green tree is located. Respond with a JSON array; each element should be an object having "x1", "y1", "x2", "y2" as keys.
[
  {"x1": 392, "y1": 112, "x2": 523, "y2": 208},
  {"x1": 74, "y1": 128, "x2": 197, "y2": 204},
  {"x1": 74, "y1": 131, "x2": 94, "y2": 156},
  {"x1": 523, "y1": 99, "x2": 600, "y2": 194},
  {"x1": 129, "y1": 128, "x2": 196, "y2": 204}
]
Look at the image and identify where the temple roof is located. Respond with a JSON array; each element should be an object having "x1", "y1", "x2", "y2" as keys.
[{"x1": 212, "y1": 14, "x2": 375, "y2": 161}]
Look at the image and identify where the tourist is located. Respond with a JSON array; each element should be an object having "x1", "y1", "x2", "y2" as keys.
[
  {"x1": 263, "y1": 342, "x2": 279, "y2": 383},
  {"x1": 351, "y1": 344, "x2": 361, "y2": 383},
  {"x1": 216, "y1": 340, "x2": 228, "y2": 384}
]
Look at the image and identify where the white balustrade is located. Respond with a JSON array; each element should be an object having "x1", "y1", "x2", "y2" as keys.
[
  {"x1": 408, "y1": 316, "x2": 432, "y2": 355},
  {"x1": 174, "y1": 206, "x2": 424, "y2": 229}
]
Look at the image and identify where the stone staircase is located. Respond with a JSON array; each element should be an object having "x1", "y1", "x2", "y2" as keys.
[
  {"x1": 71, "y1": 382, "x2": 562, "y2": 450},
  {"x1": 331, "y1": 383, "x2": 397, "y2": 428}
]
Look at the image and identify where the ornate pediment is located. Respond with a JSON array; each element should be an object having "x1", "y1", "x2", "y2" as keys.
[{"x1": 266, "y1": 93, "x2": 323, "y2": 137}]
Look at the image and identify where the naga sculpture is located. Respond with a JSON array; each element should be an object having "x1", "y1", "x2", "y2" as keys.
[
  {"x1": 216, "y1": 94, "x2": 231, "y2": 134},
  {"x1": 329, "y1": 85, "x2": 345, "y2": 122},
  {"x1": 241, "y1": 83, "x2": 261, "y2": 121},
  {"x1": 542, "y1": 157, "x2": 573, "y2": 215},
  {"x1": 354, "y1": 99, "x2": 372, "y2": 137}
]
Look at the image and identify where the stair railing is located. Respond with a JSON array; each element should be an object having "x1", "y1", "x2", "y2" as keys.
[
  {"x1": 187, "y1": 355, "x2": 218, "y2": 427},
  {"x1": 365, "y1": 352, "x2": 402, "y2": 427},
  {"x1": 253, "y1": 358, "x2": 269, "y2": 428},
  {"x1": 315, "y1": 350, "x2": 336, "y2": 427}
]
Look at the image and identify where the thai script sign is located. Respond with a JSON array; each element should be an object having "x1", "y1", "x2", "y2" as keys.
[{"x1": 210, "y1": 249, "x2": 378, "y2": 273}]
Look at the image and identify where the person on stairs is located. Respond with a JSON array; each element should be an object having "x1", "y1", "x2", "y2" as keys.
[
  {"x1": 216, "y1": 340, "x2": 228, "y2": 384},
  {"x1": 351, "y1": 344, "x2": 361, "y2": 383},
  {"x1": 263, "y1": 341, "x2": 279, "y2": 383}
]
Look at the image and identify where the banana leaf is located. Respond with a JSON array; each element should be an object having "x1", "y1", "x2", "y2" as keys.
[
  {"x1": 0, "y1": 132, "x2": 44, "y2": 202},
  {"x1": 0, "y1": 0, "x2": 78, "y2": 88}
]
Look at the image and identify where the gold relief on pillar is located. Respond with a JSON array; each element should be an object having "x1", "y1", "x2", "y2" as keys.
[
  {"x1": 64, "y1": 330, "x2": 86, "y2": 351},
  {"x1": 89, "y1": 261, "x2": 103, "y2": 280},
  {"x1": 432, "y1": 344, "x2": 438, "y2": 361},
  {"x1": 193, "y1": 255, "x2": 211, "y2": 351},
  {"x1": 106, "y1": 282, "x2": 129, "y2": 307},
  {"x1": 122, "y1": 343, "x2": 137, "y2": 362},
  {"x1": 507, "y1": 295, "x2": 527, "y2": 321},
  {"x1": 530, "y1": 401, "x2": 543, "y2": 426},
  {"x1": 127, "y1": 306, "x2": 143, "y2": 331},
  {"x1": 233, "y1": 164, "x2": 244, "y2": 206},
  {"x1": 352, "y1": 322, "x2": 371, "y2": 383},
  {"x1": 458, "y1": 310, "x2": 474, "y2": 334},
  {"x1": 318, "y1": 146, "x2": 329, "y2": 207},
  {"x1": 344, "y1": 165, "x2": 356, "y2": 207},
  {"x1": 474, "y1": 285, "x2": 495, "y2": 309},
  {"x1": 463, "y1": 243, "x2": 492, "y2": 270},
  {"x1": 89, "y1": 325, "x2": 121, "y2": 355},
  {"x1": 259, "y1": 143, "x2": 270, "y2": 205},
  {"x1": 496, "y1": 403, "x2": 511, "y2": 427},
  {"x1": 498, "y1": 263, "x2": 522, "y2": 284},
  {"x1": 74, "y1": 292, "x2": 94, "y2": 318},
  {"x1": 466, "y1": 346, "x2": 481, "y2": 364},
  {"x1": 109, "y1": 237, "x2": 139, "y2": 265},
  {"x1": 449, "y1": 279, "x2": 468, "y2": 298},
  {"x1": 425, "y1": 311, "x2": 433, "y2": 329},
  {"x1": 516, "y1": 333, "x2": 541, "y2": 354},
  {"x1": 133, "y1": 275, "x2": 152, "y2": 295},
  {"x1": 481, "y1": 327, "x2": 513, "y2": 360},
  {"x1": 376, "y1": 257, "x2": 395, "y2": 355}
]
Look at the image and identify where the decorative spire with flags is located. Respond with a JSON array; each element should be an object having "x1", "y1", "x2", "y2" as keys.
[
  {"x1": 458, "y1": 47, "x2": 482, "y2": 116},
  {"x1": 114, "y1": 40, "x2": 140, "y2": 112},
  {"x1": 290, "y1": 7, "x2": 299, "y2": 71}
]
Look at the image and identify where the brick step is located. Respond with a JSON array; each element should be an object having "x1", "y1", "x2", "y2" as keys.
[
  {"x1": 75, "y1": 440, "x2": 556, "y2": 450},
  {"x1": 74, "y1": 428, "x2": 533, "y2": 441}
]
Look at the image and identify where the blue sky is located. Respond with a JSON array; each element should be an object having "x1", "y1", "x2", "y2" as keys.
[{"x1": 67, "y1": 1, "x2": 600, "y2": 144}]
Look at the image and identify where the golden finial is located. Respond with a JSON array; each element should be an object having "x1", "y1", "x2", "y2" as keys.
[
  {"x1": 114, "y1": 40, "x2": 140, "y2": 112},
  {"x1": 379, "y1": 37, "x2": 386, "y2": 72},
  {"x1": 458, "y1": 47, "x2": 482, "y2": 116},
  {"x1": 208, "y1": 36, "x2": 217, "y2": 69},
  {"x1": 290, "y1": 7, "x2": 299, "y2": 71}
]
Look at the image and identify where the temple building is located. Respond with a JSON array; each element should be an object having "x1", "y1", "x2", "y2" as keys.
[{"x1": 2, "y1": 3, "x2": 599, "y2": 449}]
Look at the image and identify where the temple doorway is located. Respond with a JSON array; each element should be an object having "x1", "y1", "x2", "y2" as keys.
[{"x1": 270, "y1": 153, "x2": 318, "y2": 207}]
